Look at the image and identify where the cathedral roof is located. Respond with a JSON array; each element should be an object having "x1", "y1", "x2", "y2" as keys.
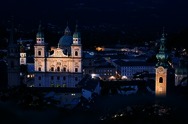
[
  {"x1": 58, "y1": 35, "x2": 73, "y2": 47},
  {"x1": 58, "y1": 26, "x2": 72, "y2": 47}
]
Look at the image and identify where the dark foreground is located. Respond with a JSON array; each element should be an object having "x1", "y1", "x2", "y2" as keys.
[{"x1": 0, "y1": 93, "x2": 188, "y2": 124}]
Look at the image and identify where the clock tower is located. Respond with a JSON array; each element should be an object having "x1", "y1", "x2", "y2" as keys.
[{"x1": 155, "y1": 31, "x2": 170, "y2": 97}]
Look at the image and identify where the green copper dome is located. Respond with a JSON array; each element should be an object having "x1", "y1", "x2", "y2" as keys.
[
  {"x1": 36, "y1": 32, "x2": 44, "y2": 38},
  {"x1": 73, "y1": 24, "x2": 81, "y2": 38},
  {"x1": 36, "y1": 24, "x2": 44, "y2": 38},
  {"x1": 156, "y1": 32, "x2": 169, "y2": 68},
  {"x1": 73, "y1": 32, "x2": 81, "y2": 38}
]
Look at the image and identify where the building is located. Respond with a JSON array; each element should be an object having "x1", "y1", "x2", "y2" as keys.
[
  {"x1": 20, "y1": 44, "x2": 27, "y2": 65},
  {"x1": 175, "y1": 58, "x2": 188, "y2": 86},
  {"x1": 113, "y1": 59, "x2": 155, "y2": 79},
  {"x1": 34, "y1": 23, "x2": 83, "y2": 87},
  {"x1": 155, "y1": 32, "x2": 172, "y2": 97}
]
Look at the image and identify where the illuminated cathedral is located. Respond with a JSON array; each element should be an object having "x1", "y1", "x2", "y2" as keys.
[{"x1": 34, "y1": 24, "x2": 83, "y2": 87}]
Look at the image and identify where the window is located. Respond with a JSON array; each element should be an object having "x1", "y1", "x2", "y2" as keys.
[
  {"x1": 38, "y1": 67, "x2": 41, "y2": 71},
  {"x1": 75, "y1": 51, "x2": 78, "y2": 56},
  {"x1": 75, "y1": 68, "x2": 78, "y2": 72},
  {"x1": 51, "y1": 76, "x2": 54, "y2": 80},
  {"x1": 51, "y1": 67, "x2": 54, "y2": 71},
  {"x1": 57, "y1": 76, "x2": 60, "y2": 80},
  {"x1": 57, "y1": 67, "x2": 60, "y2": 72},
  {"x1": 38, "y1": 51, "x2": 41, "y2": 56},
  {"x1": 63, "y1": 76, "x2": 66, "y2": 80},
  {"x1": 159, "y1": 77, "x2": 163, "y2": 83},
  {"x1": 38, "y1": 76, "x2": 41, "y2": 80},
  {"x1": 63, "y1": 67, "x2": 66, "y2": 72}
]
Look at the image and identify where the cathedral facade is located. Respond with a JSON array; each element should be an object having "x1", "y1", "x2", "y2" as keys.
[{"x1": 34, "y1": 24, "x2": 83, "y2": 87}]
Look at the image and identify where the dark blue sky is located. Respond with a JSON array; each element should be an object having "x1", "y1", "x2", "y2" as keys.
[{"x1": 1, "y1": 0, "x2": 188, "y2": 33}]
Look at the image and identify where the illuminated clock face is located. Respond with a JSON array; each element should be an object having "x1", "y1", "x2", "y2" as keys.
[{"x1": 157, "y1": 67, "x2": 164, "y2": 73}]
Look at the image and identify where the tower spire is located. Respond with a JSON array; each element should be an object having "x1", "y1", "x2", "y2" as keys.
[
  {"x1": 64, "y1": 21, "x2": 71, "y2": 35},
  {"x1": 75, "y1": 20, "x2": 78, "y2": 32},
  {"x1": 156, "y1": 28, "x2": 169, "y2": 68},
  {"x1": 36, "y1": 21, "x2": 44, "y2": 44},
  {"x1": 38, "y1": 20, "x2": 42, "y2": 33}
]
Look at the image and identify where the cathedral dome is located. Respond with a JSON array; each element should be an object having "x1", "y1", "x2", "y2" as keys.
[
  {"x1": 58, "y1": 25, "x2": 73, "y2": 47},
  {"x1": 58, "y1": 35, "x2": 73, "y2": 47}
]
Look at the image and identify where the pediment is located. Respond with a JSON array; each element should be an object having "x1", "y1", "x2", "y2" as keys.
[{"x1": 49, "y1": 48, "x2": 68, "y2": 57}]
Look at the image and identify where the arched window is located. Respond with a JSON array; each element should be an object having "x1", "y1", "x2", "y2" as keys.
[
  {"x1": 57, "y1": 67, "x2": 60, "y2": 72},
  {"x1": 75, "y1": 68, "x2": 78, "y2": 72},
  {"x1": 38, "y1": 51, "x2": 41, "y2": 56},
  {"x1": 51, "y1": 67, "x2": 54, "y2": 71},
  {"x1": 75, "y1": 51, "x2": 78, "y2": 56},
  {"x1": 159, "y1": 77, "x2": 163, "y2": 83},
  {"x1": 63, "y1": 67, "x2": 66, "y2": 72},
  {"x1": 38, "y1": 67, "x2": 41, "y2": 71}
]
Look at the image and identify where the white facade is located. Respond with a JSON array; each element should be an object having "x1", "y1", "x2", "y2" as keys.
[
  {"x1": 34, "y1": 24, "x2": 83, "y2": 87},
  {"x1": 114, "y1": 60, "x2": 155, "y2": 79},
  {"x1": 20, "y1": 52, "x2": 26, "y2": 65}
]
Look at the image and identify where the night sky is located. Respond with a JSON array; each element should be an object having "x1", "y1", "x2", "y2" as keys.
[{"x1": 1, "y1": 0, "x2": 188, "y2": 41}]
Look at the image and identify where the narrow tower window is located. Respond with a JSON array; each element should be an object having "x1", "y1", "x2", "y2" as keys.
[
  {"x1": 75, "y1": 51, "x2": 78, "y2": 56},
  {"x1": 38, "y1": 51, "x2": 41, "y2": 56},
  {"x1": 159, "y1": 77, "x2": 163, "y2": 83}
]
